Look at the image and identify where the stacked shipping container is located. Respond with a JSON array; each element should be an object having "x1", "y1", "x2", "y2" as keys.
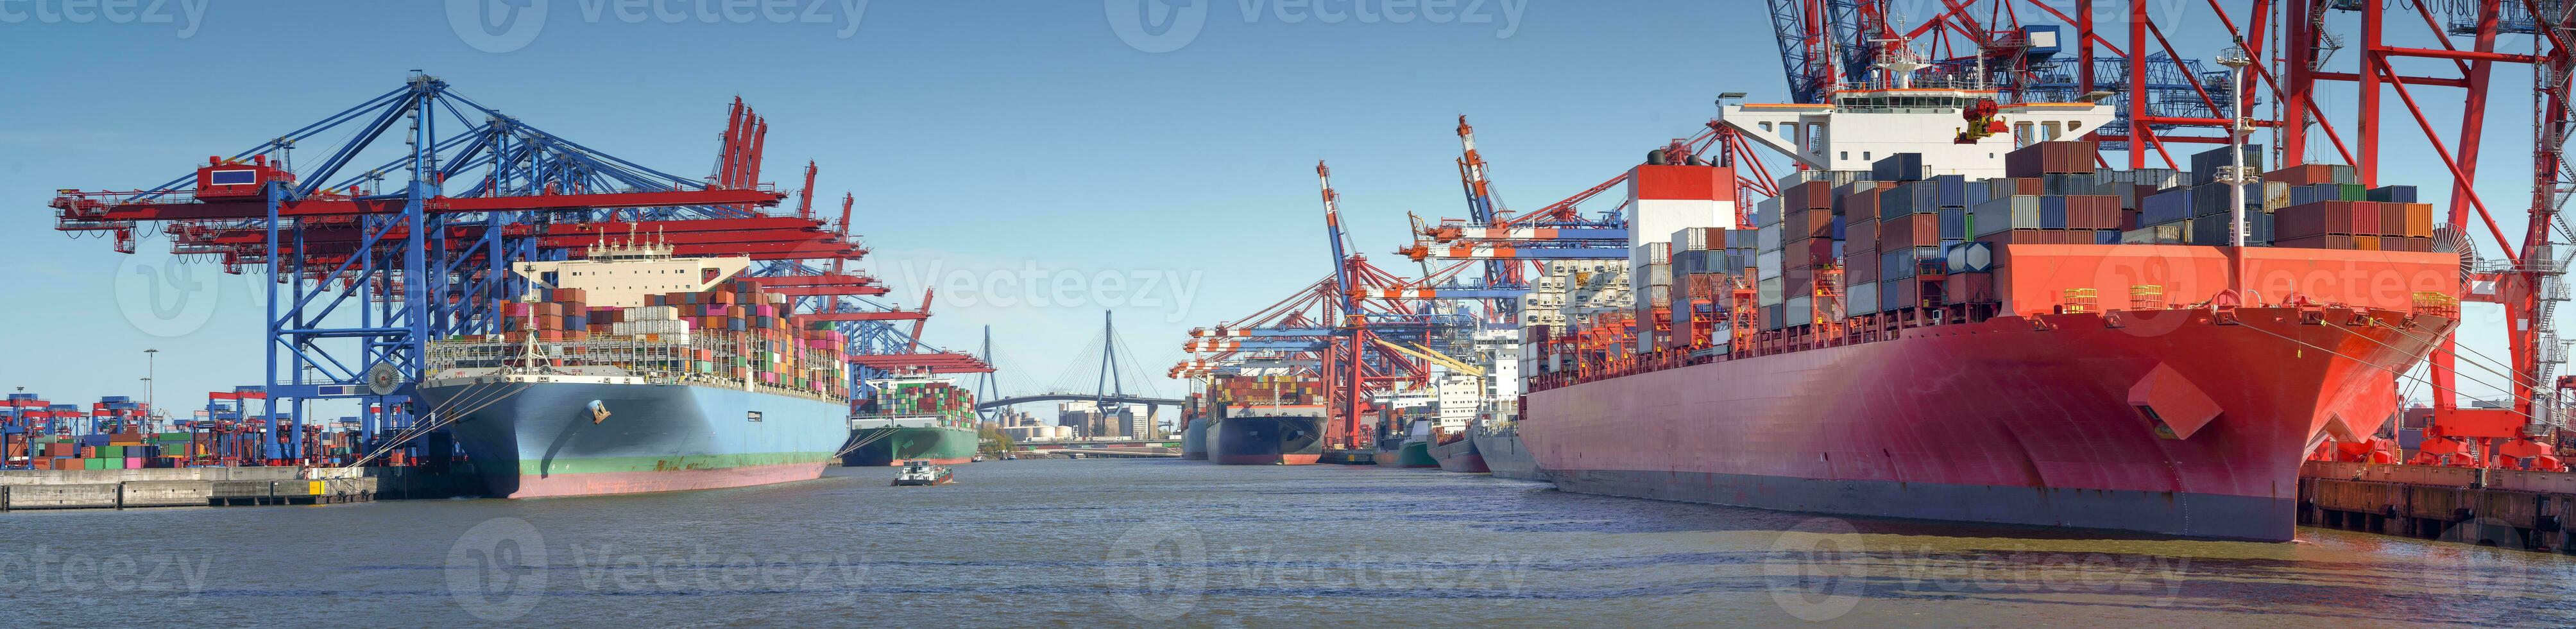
[
  {"x1": 1207, "y1": 374, "x2": 1326, "y2": 406},
  {"x1": 1644, "y1": 141, "x2": 2440, "y2": 336},
  {"x1": 858, "y1": 379, "x2": 976, "y2": 417},
  {"x1": 447, "y1": 280, "x2": 854, "y2": 399}
]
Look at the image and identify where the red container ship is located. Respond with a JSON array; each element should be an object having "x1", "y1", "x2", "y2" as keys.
[{"x1": 1514, "y1": 74, "x2": 2460, "y2": 540}]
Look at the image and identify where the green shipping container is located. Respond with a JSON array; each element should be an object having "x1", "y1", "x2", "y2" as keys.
[{"x1": 98, "y1": 445, "x2": 123, "y2": 458}]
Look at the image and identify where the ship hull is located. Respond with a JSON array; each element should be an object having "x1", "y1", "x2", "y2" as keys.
[
  {"x1": 843, "y1": 426, "x2": 978, "y2": 467},
  {"x1": 1470, "y1": 425, "x2": 1544, "y2": 481},
  {"x1": 1524, "y1": 307, "x2": 2444, "y2": 541},
  {"x1": 1207, "y1": 415, "x2": 1324, "y2": 465},
  {"x1": 418, "y1": 380, "x2": 848, "y2": 499},
  {"x1": 1181, "y1": 420, "x2": 1209, "y2": 460},
  {"x1": 1428, "y1": 436, "x2": 1488, "y2": 473},
  {"x1": 1372, "y1": 441, "x2": 1437, "y2": 468}
]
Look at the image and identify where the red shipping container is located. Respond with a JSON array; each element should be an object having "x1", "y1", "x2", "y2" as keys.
[
  {"x1": 2264, "y1": 164, "x2": 2342, "y2": 186},
  {"x1": 1847, "y1": 255, "x2": 1879, "y2": 284},
  {"x1": 1786, "y1": 180, "x2": 1834, "y2": 211},
  {"x1": 2351, "y1": 201, "x2": 2382, "y2": 235},
  {"x1": 1801, "y1": 239, "x2": 1836, "y2": 268},
  {"x1": 1944, "y1": 273, "x2": 1997, "y2": 304},
  {"x1": 2086, "y1": 196, "x2": 2124, "y2": 230},
  {"x1": 1836, "y1": 183, "x2": 1895, "y2": 216},
  {"x1": 2275, "y1": 201, "x2": 2357, "y2": 240},
  {"x1": 2006, "y1": 141, "x2": 2096, "y2": 177},
  {"x1": 1780, "y1": 207, "x2": 1827, "y2": 239},
  {"x1": 2377, "y1": 203, "x2": 2406, "y2": 237},
  {"x1": 1879, "y1": 213, "x2": 1939, "y2": 251},
  {"x1": 1845, "y1": 217, "x2": 1878, "y2": 252}
]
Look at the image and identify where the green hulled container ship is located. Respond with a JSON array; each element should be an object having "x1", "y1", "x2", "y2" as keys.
[{"x1": 842, "y1": 374, "x2": 981, "y2": 467}]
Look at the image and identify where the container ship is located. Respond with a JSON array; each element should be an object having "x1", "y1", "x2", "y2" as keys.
[
  {"x1": 1514, "y1": 67, "x2": 2458, "y2": 540},
  {"x1": 1467, "y1": 418, "x2": 1542, "y2": 480},
  {"x1": 416, "y1": 238, "x2": 853, "y2": 498},
  {"x1": 842, "y1": 375, "x2": 980, "y2": 467},
  {"x1": 1426, "y1": 427, "x2": 1488, "y2": 473},
  {"x1": 1200, "y1": 367, "x2": 1327, "y2": 465},
  {"x1": 1179, "y1": 395, "x2": 1209, "y2": 460}
]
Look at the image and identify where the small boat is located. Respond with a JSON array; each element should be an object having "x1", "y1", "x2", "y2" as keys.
[{"x1": 891, "y1": 460, "x2": 954, "y2": 486}]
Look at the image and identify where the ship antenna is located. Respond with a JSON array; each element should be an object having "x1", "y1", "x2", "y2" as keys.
[{"x1": 515, "y1": 301, "x2": 547, "y2": 374}]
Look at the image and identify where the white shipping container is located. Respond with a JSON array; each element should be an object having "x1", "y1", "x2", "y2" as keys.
[
  {"x1": 1785, "y1": 295, "x2": 1813, "y2": 326},
  {"x1": 1757, "y1": 223, "x2": 1782, "y2": 252},
  {"x1": 622, "y1": 306, "x2": 679, "y2": 321},
  {"x1": 610, "y1": 319, "x2": 693, "y2": 337},
  {"x1": 1758, "y1": 277, "x2": 1784, "y2": 305},
  {"x1": 1756, "y1": 250, "x2": 1783, "y2": 280},
  {"x1": 1672, "y1": 227, "x2": 1714, "y2": 252}
]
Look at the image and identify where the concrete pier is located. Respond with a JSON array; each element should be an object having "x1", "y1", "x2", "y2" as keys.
[{"x1": 0, "y1": 465, "x2": 483, "y2": 510}]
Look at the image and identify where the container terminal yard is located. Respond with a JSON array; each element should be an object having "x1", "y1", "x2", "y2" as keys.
[{"x1": 10, "y1": 2, "x2": 2576, "y2": 625}]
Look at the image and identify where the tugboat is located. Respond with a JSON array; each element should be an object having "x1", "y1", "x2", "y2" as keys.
[{"x1": 891, "y1": 460, "x2": 954, "y2": 486}]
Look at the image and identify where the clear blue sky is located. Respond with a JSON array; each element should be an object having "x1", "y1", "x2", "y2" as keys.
[{"x1": 0, "y1": 1, "x2": 2545, "y2": 417}]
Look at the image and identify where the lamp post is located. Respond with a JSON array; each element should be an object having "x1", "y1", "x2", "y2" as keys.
[{"x1": 144, "y1": 349, "x2": 159, "y2": 432}]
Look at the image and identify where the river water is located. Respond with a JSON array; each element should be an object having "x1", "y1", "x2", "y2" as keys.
[{"x1": 5, "y1": 458, "x2": 2575, "y2": 626}]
